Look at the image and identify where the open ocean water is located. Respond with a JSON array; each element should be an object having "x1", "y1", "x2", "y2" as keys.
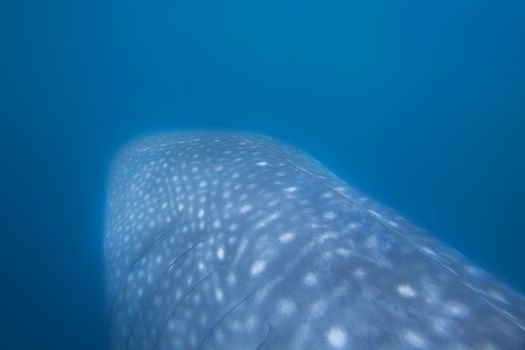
[{"x1": 1, "y1": 0, "x2": 524, "y2": 349}]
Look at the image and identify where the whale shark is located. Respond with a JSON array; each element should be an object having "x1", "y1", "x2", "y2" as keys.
[{"x1": 104, "y1": 132, "x2": 525, "y2": 350}]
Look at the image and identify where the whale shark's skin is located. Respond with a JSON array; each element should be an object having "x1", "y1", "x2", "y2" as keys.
[{"x1": 105, "y1": 132, "x2": 525, "y2": 350}]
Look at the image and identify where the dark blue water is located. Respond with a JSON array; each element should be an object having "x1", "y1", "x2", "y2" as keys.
[{"x1": 1, "y1": 0, "x2": 524, "y2": 349}]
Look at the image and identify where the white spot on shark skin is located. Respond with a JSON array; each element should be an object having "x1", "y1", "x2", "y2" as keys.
[
  {"x1": 326, "y1": 326, "x2": 347, "y2": 348},
  {"x1": 236, "y1": 239, "x2": 248, "y2": 261},
  {"x1": 256, "y1": 161, "x2": 268, "y2": 166},
  {"x1": 322, "y1": 191, "x2": 334, "y2": 199},
  {"x1": 432, "y1": 317, "x2": 449, "y2": 336},
  {"x1": 227, "y1": 319, "x2": 242, "y2": 332},
  {"x1": 421, "y1": 246, "x2": 436, "y2": 256},
  {"x1": 186, "y1": 275, "x2": 194, "y2": 286},
  {"x1": 284, "y1": 186, "x2": 298, "y2": 193},
  {"x1": 226, "y1": 272, "x2": 237, "y2": 286},
  {"x1": 318, "y1": 232, "x2": 338, "y2": 244},
  {"x1": 323, "y1": 211, "x2": 337, "y2": 220},
  {"x1": 404, "y1": 329, "x2": 427, "y2": 348},
  {"x1": 310, "y1": 300, "x2": 328, "y2": 317},
  {"x1": 464, "y1": 265, "x2": 483, "y2": 278},
  {"x1": 215, "y1": 288, "x2": 224, "y2": 302},
  {"x1": 353, "y1": 268, "x2": 366, "y2": 278},
  {"x1": 397, "y1": 284, "x2": 417, "y2": 298},
  {"x1": 365, "y1": 235, "x2": 378, "y2": 249},
  {"x1": 256, "y1": 212, "x2": 280, "y2": 228},
  {"x1": 279, "y1": 232, "x2": 294, "y2": 243},
  {"x1": 303, "y1": 272, "x2": 319, "y2": 287},
  {"x1": 488, "y1": 290, "x2": 508, "y2": 304},
  {"x1": 387, "y1": 220, "x2": 399, "y2": 228},
  {"x1": 240, "y1": 204, "x2": 252, "y2": 214},
  {"x1": 199, "y1": 314, "x2": 208, "y2": 327},
  {"x1": 445, "y1": 301, "x2": 469, "y2": 318},
  {"x1": 217, "y1": 247, "x2": 225, "y2": 260},
  {"x1": 251, "y1": 260, "x2": 266, "y2": 275},
  {"x1": 278, "y1": 298, "x2": 296, "y2": 316},
  {"x1": 245, "y1": 314, "x2": 259, "y2": 332},
  {"x1": 336, "y1": 248, "x2": 351, "y2": 257},
  {"x1": 367, "y1": 209, "x2": 382, "y2": 219}
]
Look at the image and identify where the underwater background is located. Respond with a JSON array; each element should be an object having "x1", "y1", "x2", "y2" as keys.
[{"x1": 1, "y1": 0, "x2": 524, "y2": 349}]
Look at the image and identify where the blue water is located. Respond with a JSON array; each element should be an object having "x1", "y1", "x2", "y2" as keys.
[{"x1": 1, "y1": 0, "x2": 524, "y2": 349}]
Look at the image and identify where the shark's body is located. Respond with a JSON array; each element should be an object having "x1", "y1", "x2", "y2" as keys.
[{"x1": 105, "y1": 132, "x2": 525, "y2": 350}]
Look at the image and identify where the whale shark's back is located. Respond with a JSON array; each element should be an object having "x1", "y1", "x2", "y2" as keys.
[{"x1": 105, "y1": 132, "x2": 525, "y2": 350}]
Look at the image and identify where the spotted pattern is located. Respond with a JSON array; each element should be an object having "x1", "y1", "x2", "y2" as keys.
[{"x1": 105, "y1": 132, "x2": 525, "y2": 350}]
